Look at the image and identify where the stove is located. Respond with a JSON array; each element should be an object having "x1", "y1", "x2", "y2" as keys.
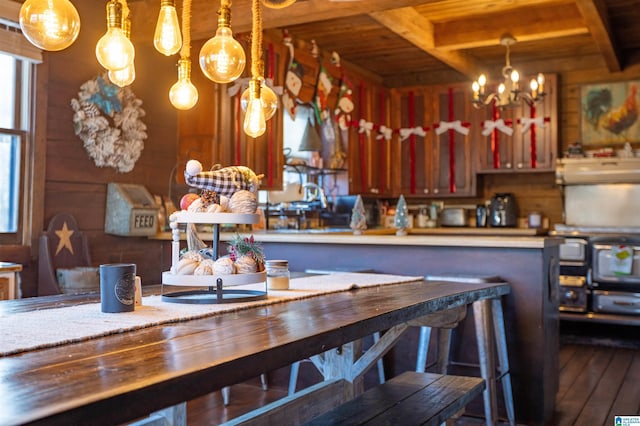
[{"x1": 554, "y1": 158, "x2": 640, "y2": 325}]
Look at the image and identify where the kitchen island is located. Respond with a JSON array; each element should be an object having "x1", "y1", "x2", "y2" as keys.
[{"x1": 200, "y1": 231, "x2": 561, "y2": 425}]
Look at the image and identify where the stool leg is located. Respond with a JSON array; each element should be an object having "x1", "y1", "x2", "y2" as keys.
[
  {"x1": 260, "y1": 373, "x2": 268, "y2": 391},
  {"x1": 288, "y1": 361, "x2": 300, "y2": 396},
  {"x1": 492, "y1": 298, "x2": 515, "y2": 426},
  {"x1": 436, "y1": 328, "x2": 452, "y2": 374},
  {"x1": 372, "y1": 332, "x2": 386, "y2": 384},
  {"x1": 222, "y1": 386, "x2": 230, "y2": 406},
  {"x1": 416, "y1": 326, "x2": 432, "y2": 373},
  {"x1": 473, "y1": 299, "x2": 498, "y2": 426}
]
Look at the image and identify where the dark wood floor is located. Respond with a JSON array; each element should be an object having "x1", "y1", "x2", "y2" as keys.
[{"x1": 185, "y1": 326, "x2": 640, "y2": 425}]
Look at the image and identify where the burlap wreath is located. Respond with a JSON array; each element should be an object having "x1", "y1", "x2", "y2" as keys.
[{"x1": 70, "y1": 75, "x2": 147, "y2": 173}]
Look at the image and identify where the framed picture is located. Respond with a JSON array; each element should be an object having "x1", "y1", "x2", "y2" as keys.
[{"x1": 580, "y1": 80, "x2": 639, "y2": 145}]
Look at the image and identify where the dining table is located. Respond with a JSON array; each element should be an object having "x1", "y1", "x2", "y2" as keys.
[{"x1": 0, "y1": 275, "x2": 510, "y2": 426}]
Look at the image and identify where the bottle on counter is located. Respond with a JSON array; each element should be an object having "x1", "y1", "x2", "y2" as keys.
[{"x1": 265, "y1": 260, "x2": 290, "y2": 290}]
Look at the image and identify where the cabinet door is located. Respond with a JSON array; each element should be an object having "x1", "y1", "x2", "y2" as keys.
[
  {"x1": 389, "y1": 87, "x2": 433, "y2": 197},
  {"x1": 475, "y1": 103, "x2": 517, "y2": 172},
  {"x1": 512, "y1": 74, "x2": 558, "y2": 171},
  {"x1": 431, "y1": 84, "x2": 475, "y2": 197}
]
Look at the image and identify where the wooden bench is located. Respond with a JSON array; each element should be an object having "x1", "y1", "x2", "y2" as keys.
[{"x1": 303, "y1": 371, "x2": 485, "y2": 426}]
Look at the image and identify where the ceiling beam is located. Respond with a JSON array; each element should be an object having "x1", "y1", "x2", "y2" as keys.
[
  {"x1": 183, "y1": 0, "x2": 434, "y2": 41},
  {"x1": 433, "y1": 4, "x2": 589, "y2": 50},
  {"x1": 368, "y1": 7, "x2": 481, "y2": 80},
  {"x1": 575, "y1": 0, "x2": 621, "y2": 72}
]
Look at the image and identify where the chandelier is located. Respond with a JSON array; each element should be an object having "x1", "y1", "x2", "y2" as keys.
[{"x1": 472, "y1": 35, "x2": 545, "y2": 109}]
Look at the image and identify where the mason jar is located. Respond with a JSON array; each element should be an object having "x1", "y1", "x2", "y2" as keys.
[{"x1": 265, "y1": 260, "x2": 290, "y2": 290}]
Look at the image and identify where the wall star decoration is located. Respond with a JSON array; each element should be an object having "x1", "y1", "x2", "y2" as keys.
[
  {"x1": 54, "y1": 222, "x2": 75, "y2": 256},
  {"x1": 70, "y1": 75, "x2": 147, "y2": 173}
]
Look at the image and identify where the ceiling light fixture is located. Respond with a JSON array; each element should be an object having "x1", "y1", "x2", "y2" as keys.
[
  {"x1": 169, "y1": 0, "x2": 198, "y2": 110},
  {"x1": 153, "y1": 0, "x2": 182, "y2": 56},
  {"x1": 95, "y1": 0, "x2": 135, "y2": 72},
  {"x1": 198, "y1": 0, "x2": 246, "y2": 84},
  {"x1": 108, "y1": 16, "x2": 136, "y2": 87},
  {"x1": 19, "y1": 0, "x2": 81, "y2": 51},
  {"x1": 472, "y1": 34, "x2": 545, "y2": 109},
  {"x1": 243, "y1": 0, "x2": 277, "y2": 138}
]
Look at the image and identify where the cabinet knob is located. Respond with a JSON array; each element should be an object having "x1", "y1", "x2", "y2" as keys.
[
  {"x1": 506, "y1": 162, "x2": 512, "y2": 169},
  {"x1": 517, "y1": 163, "x2": 523, "y2": 169},
  {"x1": 423, "y1": 189, "x2": 429, "y2": 194},
  {"x1": 370, "y1": 188, "x2": 379, "y2": 194},
  {"x1": 433, "y1": 189, "x2": 439, "y2": 194}
]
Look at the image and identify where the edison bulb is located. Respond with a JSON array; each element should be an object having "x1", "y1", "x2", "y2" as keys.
[
  {"x1": 199, "y1": 26, "x2": 246, "y2": 83},
  {"x1": 19, "y1": 0, "x2": 81, "y2": 51},
  {"x1": 96, "y1": 27, "x2": 135, "y2": 71},
  {"x1": 108, "y1": 62, "x2": 136, "y2": 87},
  {"x1": 241, "y1": 82, "x2": 278, "y2": 120},
  {"x1": 170, "y1": 59, "x2": 198, "y2": 110},
  {"x1": 244, "y1": 97, "x2": 266, "y2": 137},
  {"x1": 243, "y1": 79, "x2": 266, "y2": 137},
  {"x1": 153, "y1": 0, "x2": 182, "y2": 56}
]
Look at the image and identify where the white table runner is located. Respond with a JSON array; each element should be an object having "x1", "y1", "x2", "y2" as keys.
[{"x1": 0, "y1": 273, "x2": 422, "y2": 356}]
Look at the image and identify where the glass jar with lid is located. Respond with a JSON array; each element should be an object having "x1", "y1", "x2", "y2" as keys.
[{"x1": 265, "y1": 259, "x2": 290, "y2": 290}]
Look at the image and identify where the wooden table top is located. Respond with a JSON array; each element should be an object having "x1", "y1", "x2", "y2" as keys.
[{"x1": 0, "y1": 280, "x2": 510, "y2": 426}]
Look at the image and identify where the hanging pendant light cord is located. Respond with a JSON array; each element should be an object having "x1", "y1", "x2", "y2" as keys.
[
  {"x1": 180, "y1": 0, "x2": 192, "y2": 58},
  {"x1": 251, "y1": 0, "x2": 263, "y2": 78}
]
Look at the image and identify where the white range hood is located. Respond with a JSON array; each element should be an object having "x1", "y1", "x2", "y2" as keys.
[
  {"x1": 556, "y1": 158, "x2": 640, "y2": 185},
  {"x1": 556, "y1": 158, "x2": 640, "y2": 228}
]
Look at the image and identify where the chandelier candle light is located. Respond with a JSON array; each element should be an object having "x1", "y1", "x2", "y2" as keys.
[
  {"x1": 19, "y1": 0, "x2": 81, "y2": 51},
  {"x1": 472, "y1": 35, "x2": 545, "y2": 109},
  {"x1": 153, "y1": 0, "x2": 182, "y2": 56},
  {"x1": 199, "y1": 0, "x2": 246, "y2": 83},
  {"x1": 169, "y1": 0, "x2": 198, "y2": 110},
  {"x1": 96, "y1": 0, "x2": 135, "y2": 72}
]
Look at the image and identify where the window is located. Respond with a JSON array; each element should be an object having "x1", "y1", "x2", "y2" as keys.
[{"x1": 0, "y1": 2, "x2": 40, "y2": 244}]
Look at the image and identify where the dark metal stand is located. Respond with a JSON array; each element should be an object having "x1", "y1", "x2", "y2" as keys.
[{"x1": 162, "y1": 223, "x2": 267, "y2": 304}]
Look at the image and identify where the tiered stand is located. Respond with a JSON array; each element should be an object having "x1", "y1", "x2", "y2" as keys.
[{"x1": 161, "y1": 211, "x2": 267, "y2": 304}]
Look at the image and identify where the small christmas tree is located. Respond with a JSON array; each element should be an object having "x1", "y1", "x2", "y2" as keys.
[
  {"x1": 394, "y1": 195, "x2": 409, "y2": 236},
  {"x1": 350, "y1": 195, "x2": 367, "y2": 235}
]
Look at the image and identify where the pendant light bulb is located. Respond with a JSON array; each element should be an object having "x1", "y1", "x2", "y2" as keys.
[
  {"x1": 19, "y1": 0, "x2": 81, "y2": 51},
  {"x1": 244, "y1": 79, "x2": 266, "y2": 137},
  {"x1": 198, "y1": 6, "x2": 246, "y2": 83},
  {"x1": 154, "y1": 0, "x2": 182, "y2": 56},
  {"x1": 240, "y1": 79, "x2": 278, "y2": 120},
  {"x1": 108, "y1": 62, "x2": 136, "y2": 87},
  {"x1": 170, "y1": 58, "x2": 198, "y2": 110},
  {"x1": 96, "y1": 0, "x2": 135, "y2": 72}
]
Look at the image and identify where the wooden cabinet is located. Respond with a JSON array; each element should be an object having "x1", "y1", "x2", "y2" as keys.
[
  {"x1": 476, "y1": 74, "x2": 558, "y2": 173},
  {"x1": 389, "y1": 83, "x2": 475, "y2": 198}
]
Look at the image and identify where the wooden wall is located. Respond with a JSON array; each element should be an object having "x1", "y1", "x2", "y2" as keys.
[{"x1": 24, "y1": 0, "x2": 178, "y2": 296}]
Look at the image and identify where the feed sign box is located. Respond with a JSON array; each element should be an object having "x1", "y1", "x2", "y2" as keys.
[{"x1": 105, "y1": 183, "x2": 159, "y2": 236}]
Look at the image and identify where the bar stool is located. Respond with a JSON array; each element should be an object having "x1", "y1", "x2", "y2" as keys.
[{"x1": 417, "y1": 275, "x2": 515, "y2": 426}]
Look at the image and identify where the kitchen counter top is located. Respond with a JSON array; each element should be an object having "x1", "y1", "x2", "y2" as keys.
[{"x1": 153, "y1": 227, "x2": 558, "y2": 249}]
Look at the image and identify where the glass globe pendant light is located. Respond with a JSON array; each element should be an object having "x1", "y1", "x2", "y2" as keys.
[
  {"x1": 243, "y1": 77, "x2": 266, "y2": 137},
  {"x1": 198, "y1": 0, "x2": 246, "y2": 83},
  {"x1": 108, "y1": 17, "x2": 135, "y2": 87},
  {"x1": 153, "y1": 0, "x2": 182, "y2": 56},
  {"x1": 241, "y1": 77, "x2": 278, "y2": 120},
  {"x1": 19, "y1": 0, "x2": 81, "y2": 51},
  {"x1": 96, "y1": 0, "x2": 135, "y2": 72},
  {"x1": 170, "y1": 59, "x2": 198, "y2": 110}
]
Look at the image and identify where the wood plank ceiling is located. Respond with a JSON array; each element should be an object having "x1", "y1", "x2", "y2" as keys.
[{"x1": 128, "y1": 0, "x2": 640, "y2": 87}]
